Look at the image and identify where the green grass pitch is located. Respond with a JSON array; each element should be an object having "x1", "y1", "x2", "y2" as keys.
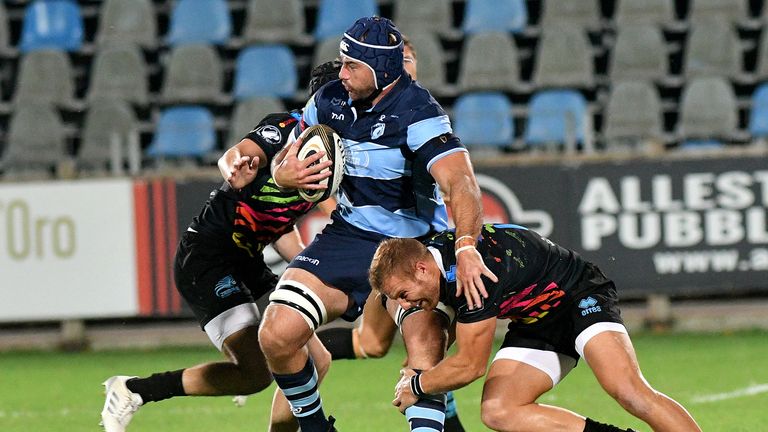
[{"x1": 1, "y1": 330, "x2": 766, "y2": 431}]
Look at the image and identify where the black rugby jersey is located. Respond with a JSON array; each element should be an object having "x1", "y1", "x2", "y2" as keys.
[
  {"x1": 426, "y1": 224, "x2": 586, "y2": 324},
  {"x1": 189, "y1": 111, "x2": 316, "y2": 257}
]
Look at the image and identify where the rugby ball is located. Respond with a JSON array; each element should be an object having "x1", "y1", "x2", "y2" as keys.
[{"x1": 296, "y1": 124, "x2": 345, "y2": 203}]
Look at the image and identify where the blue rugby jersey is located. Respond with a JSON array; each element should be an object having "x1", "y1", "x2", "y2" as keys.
[{"x1": 298, "y1": 74, "x2": 468, "y2": 238}]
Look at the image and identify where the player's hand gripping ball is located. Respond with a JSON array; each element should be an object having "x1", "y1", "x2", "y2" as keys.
[{"x1": 296, "y1": 124, "x2": 344, "y2": 203}]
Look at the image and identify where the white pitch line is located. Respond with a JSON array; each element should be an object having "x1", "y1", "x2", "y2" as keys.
[{"x1": 691, "y1": 383, "x2": 768, "y2": 404}]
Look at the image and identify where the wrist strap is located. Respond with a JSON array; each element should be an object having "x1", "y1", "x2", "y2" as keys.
[
  {"x1": 410, "y1": 372, "x2": 427, "y2": 398},
  {"x1": 454, "y1": 235, "x2": 475, "y2": 244},
  {"x1": 455, "y1": 245, "x2": 476, "y2": 257}
]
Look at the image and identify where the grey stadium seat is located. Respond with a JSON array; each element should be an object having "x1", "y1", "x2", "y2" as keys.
[
  {"x1": 533, "y1": 25, "x2": 594, "y2": 89},
  {"x1": 160, "y1": 44, "x2": 226, "y2": 104},
  {"x1": 79, "y1": 99, "x2": 140, "y2": 174},
  {"x1": 540, "y1": 0, "x2": 601, "y2": 31},
  {"x1": 394, "y1": 0, "x2": 460, "y2": 40},
  {"x1": 678, "y1": 76, "x2": 738, "y2": 140},
  {"x1": 458, "y1": 32, "x2": 522, "y2": 93},
  {"x1": 96, "y1": 0, "x2": 157, "y2": 49},
  {"x1": 754, "y1": 29, "x2": 768, "y2": 80},
  {"x1": 609, "y1": 25, "x2": 668, "y2": 83},
  {"x1": 614, "y1": 0, "x2": 676, "y2": 28},
  {"x1": 2, "y1": 103, "x2": 67, "y2": 174},
  {"x1": 87, "y1": 44, "x2": 148, "y2": 106},
  {"x1": 688, "y1": 0, "x2": 749, "y2": 27},
  {"x1": 406, "y1": 32, "x2": 452, "y2": 95},
  {"x1": 312, "y1": 36, "x2": 341, "y2": 68},
  {"x1": 683, "y1": 24, "x2": 742, "y2": 80},
  {"x1": 13, "y1": 49, "x2": 76, "y2": 108},
  {"x1": 242, "y1": 0, "x2": 312, "y2": 45},
  {"x1": 603, "y1": 81, "x2": 664, "y2": 150},
  {"x1": 227, "y1": 97, "x2": 286, "y2": 148}
]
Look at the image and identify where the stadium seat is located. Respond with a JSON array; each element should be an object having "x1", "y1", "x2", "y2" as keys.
[
  {"x1": 614, "y1": 0, "x2": 676, "y2": 28},
  {"x1": 540, "y1": 0, "x2": 601, "y2": 31},
  {"x1": 96, "y1": 0, "x2": 157, "y2": 49},
  {"x1": 313, "y1": 0, "x2": 378, "y2": 42},
  {"x1": 678, "y1": 139, "x2": 725, "y2": 150},
  {"x1": 0, "y1": 2, "x2": 13, "y2": 57},
  {"x1": 227, "y1": 97, "x2": 286, "y2": 147},
  {"x1": 146, "y1": 106, "x2": 216, "y2": 159},
  {"x1": 2, "y1": 102, "x2": 67, "y2": 174},
  {"x1": 748, "y1": 83, "x2": 768, "y2": 140},
  {"x1": 160, "y1": 44, "x2": 225, "y2": 104},
  {"x1": 242, "y1": 0, "x2": 311, "y2": 45},
  {"x1": 678, "y1": 77, "x2": 738, "y2": 140},
  {"x1": 683, "y1": 23, "x2": 742, "y2": 80},
  {"x1": 755, "y1": 29, "x2": 768, "y2": 80},
  {"x1": 457, "y1": 32, "x2": 523, "y2": 93},
  {"x1": 452, "y1": 92, "x2": 514, "y2": 149},
  {"x1": 87, "y1": 44, "x2": 148, "y2": 106},
  {"x1": 13, "y1": 49, "x2": 75, "y2": 108},
  {"x1": 166, "y1": 0, "x2": 232, "y2": 46},
  {"x1": 461, "y1": 0, "x2": 528, "y2": 34},
  {"x1": 233, "y1": 45, "x2": 298, "y2": 100},
  {"x1": 394, "y1": 0, "x2": 461, "y2": 40},
  {"x1": 603, "y1": 81, "x2": 664, "y2": 150},
  {"x1": 405, "y1": 32, "x2": 452, "y2": 95},
  {"x1": 79, "y1": 99, "x2": 140, "y2": 174},
  {"x1": 312, "y1": 36, "x2": 342, "y2": 68},
  {"x1": 523, "y1": 89, "x2": 593, "y2": 152},
  {"x1": 19, "y1": 0, "x2": 84, "y2": 53},
  {"x1": 533, "y1": 26, "x2": 594, "y2": 90},
  {"x1": 688, "y1": 0, "x2": 749, "y2": 27},
  {"x1": 609, "y1": 25, "x2": 668, "y2": 83}
]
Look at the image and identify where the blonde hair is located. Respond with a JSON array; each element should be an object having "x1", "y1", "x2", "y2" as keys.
[{"x1": 369, "y1": 238, "x2": 430, "y2": 292}]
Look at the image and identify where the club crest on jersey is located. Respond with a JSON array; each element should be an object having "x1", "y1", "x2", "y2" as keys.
[
  {"x1": 371, "y1": 122, "x2": 385, "y2": 140},
  {"x1": 253, "y1": 125, "x2": 282, "y2": 145}
]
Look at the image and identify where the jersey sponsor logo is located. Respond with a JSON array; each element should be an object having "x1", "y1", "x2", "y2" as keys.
[
  {"x1": 215, "y1": 275, "x2": 241, "y2": 298},
  {"x1": 371, "y1": 122, "x2": 385, "y2": 140},
  {"x1": 331, "y1": 112, "x2": 345, "y2": 120},
  {"x1": 578, "y1": 296, "x2": 602, "y2": 316},
  {"x1": 331, "y1": 97, "x2": 346, "y2": 106},
  {"x1": 295, "y1": 255, "x2": 320, "y2": 265},
  {"x1": 446, "y1": 265, "x2": 457, "y2": 282},
  {"x1": 254, "y1": 125, "x2": 282, "y2": 145}
]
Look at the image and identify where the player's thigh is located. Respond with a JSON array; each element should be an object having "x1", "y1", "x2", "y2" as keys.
[
  {"x1": 483, "y1": 357, "x2": 554, "y2": 407},
  {"x1": 222, "y1": 325, "x2": 270, "y2": 373},
  {"x1": 582, "y1": 330, "x2": 648, "y2": 397}
]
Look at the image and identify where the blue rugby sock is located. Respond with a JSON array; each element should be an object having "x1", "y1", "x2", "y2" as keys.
[
  {"x1": 272, "y1": 356, "x2": 329, "y2": 432},
  {"x1": 405, "y1": 398, "x2": 445, "y2": 432}
]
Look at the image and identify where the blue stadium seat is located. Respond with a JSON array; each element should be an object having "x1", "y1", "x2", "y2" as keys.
[
  {"x1": 19, "y1": 0, "x2": 83, "y2": 53},
  {"x1": 462, "y1": 0, "x2": 528, "y2": 34},
  {"x1": 233, "y1": 45, "x2": 298, "y2": 100},
  {"x1": 523, "y1": 89, "x2": 591, "y2": 150},
  {"x1": 146, "y1": 106, "x2": 216, "y2": 158},
  {"x1": 679, "y1": 139, "x2": 725, "y2": 150},
  {"x1": 166, "y1": 0, "x2": 231, "y2": 46},
  {"x1": 313, "y1": 0, "x2": 378, "y2": 41},
  {"x1": 452, "y1": 92, "x2": 514, "y2": 148},
  {"x1": 749, "y1": 83, "x2": 768, "y2": 139}
]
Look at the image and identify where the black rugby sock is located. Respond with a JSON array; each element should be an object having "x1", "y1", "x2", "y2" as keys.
[
  {"x1": 316, "y1": 327, "x2": 357, "y2": 360},
  {"x1": 126, "y1": 369, "x2": 186, "y2": 403},
  {"x1": 584, "y1": 417, "x2": 636, "y2": 432}
]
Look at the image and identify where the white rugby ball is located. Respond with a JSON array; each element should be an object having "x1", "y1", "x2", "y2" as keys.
[{"x1": 296, "y1": 124, "x2": 345, "y2": 203}]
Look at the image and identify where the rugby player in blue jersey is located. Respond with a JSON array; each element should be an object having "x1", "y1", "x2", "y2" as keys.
[
  {"x1": 260, "y1": 17, "x2": 497, "y2": 432},
  {"x1": 99, "y1": 62, "x2": 341, "y2": 432},
  {"x1": 371, "y1": 225, "x2": 702, "y2": 432}
]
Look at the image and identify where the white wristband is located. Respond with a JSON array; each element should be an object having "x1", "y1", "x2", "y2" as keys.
[
  {"x1": 455, "y1": 245, "x2": 476, "y2": 257},
  {"x1": 454, "y1": 235, "x2": 475, "y2": 244}
]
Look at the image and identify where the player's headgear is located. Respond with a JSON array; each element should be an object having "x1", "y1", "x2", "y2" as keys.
[
  {"x1": 308, "y1": 60, "x2": 341, "y2": 95},
  {"x1": 340, "y1": 16, "x2": 404, "y2": 90}
]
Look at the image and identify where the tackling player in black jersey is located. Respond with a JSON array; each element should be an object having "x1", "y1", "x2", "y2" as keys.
[
  {"x1": 100, "y1": 62, "x2": 341, "y2": 432},
  {"x1": 370, "y1": 224, "x2": 702, "y2": 432}
]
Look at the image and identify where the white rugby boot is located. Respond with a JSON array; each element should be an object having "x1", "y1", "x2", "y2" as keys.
[{"x1": 100, "y1": 376, "x2": 143, "y2": 432}]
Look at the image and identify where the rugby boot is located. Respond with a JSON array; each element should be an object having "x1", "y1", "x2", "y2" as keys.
[{"x1": 100, "y1": 376, "x2": 143, "y2": 432}]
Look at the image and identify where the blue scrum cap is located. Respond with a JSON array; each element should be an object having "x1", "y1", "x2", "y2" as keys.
[{"x1": 339, "y1": 16, "x2": 404, "y2": 90}]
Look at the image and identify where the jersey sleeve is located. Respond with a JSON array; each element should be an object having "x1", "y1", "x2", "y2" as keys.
[
  {"x1": 243, "y1": 112, "x2": 300, "y2": 164},
  {"x1": 406, "y1": 105, "x2": 468, "y2": 171}
]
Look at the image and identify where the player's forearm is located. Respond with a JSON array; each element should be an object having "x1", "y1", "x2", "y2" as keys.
[
  {"x1": 417, "y1": 354, "x2": 486, "y2": 394},
  {"x1": 447, "y1": 174, "x2": 483, "y2": 241}
]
